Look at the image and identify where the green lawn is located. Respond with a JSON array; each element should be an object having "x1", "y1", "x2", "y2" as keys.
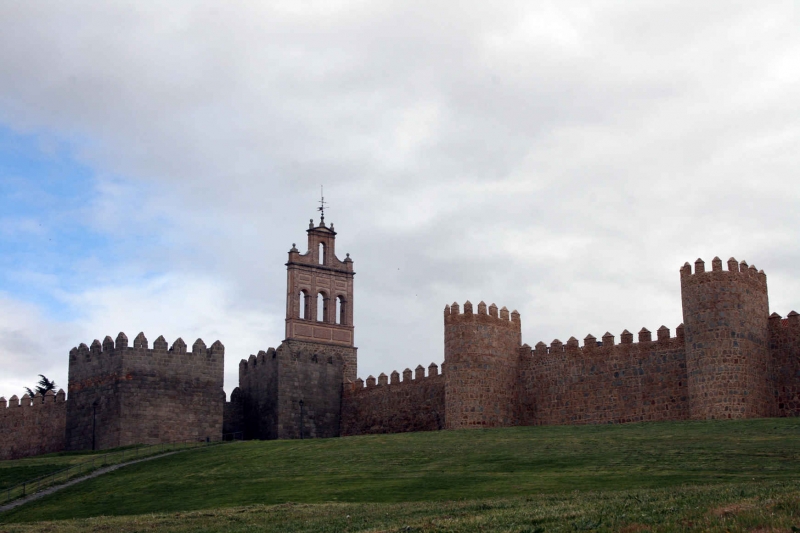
[
  {"x1": 1, "y1": 418, "x2": 800, "y2": 530},
  {"x1": 0, "y1": 447, "x2": 130, "y2": 492},
  {"x1": 2, "y1": 483, "x2": 800, "y2": 532}
]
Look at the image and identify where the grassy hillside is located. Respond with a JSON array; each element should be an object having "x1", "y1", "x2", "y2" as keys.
[
  {"x1": 2, "y1": 483, "x2": 800, "y2": 533},
  {"x1": 0, "y1": 447, "x2": 137, "y2": 492},
  {"x1": 1, "y1": 418, "x2": 800, "y2": 529}
]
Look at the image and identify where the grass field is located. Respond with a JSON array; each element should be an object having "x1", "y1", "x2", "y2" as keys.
[
  {"x1": 1, "y1": 418, "x2": 799, "y2": 531},
  {"x1": 0, "y1": 447, "x2": 132, "y2": 492}
]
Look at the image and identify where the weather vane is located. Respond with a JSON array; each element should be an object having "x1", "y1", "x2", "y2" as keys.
[{"x1": 317, "y1": 185, "x2": 327, "y2": 223}]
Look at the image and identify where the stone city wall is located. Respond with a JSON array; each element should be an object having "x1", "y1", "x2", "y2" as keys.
[
  {"x1": 65, "y1": 335, "x2": 125, "y2": 451},
  {"x1": 237, "y1": 348, "x2": 279, "y2": 440},
  {"x1": 0, "y1": 390, "x2": 67, "y2": 460},
  {"x1": 341, "y1": 363, "x2": 445, "y2": 435},
  {"x1": 223, "y1": 387, "x2": 245, "y2": 436},
  {"x1": 444, "y1": 302, "x2": 521, "y2": 429},
  {"x1": 769, "y1": 312, "x2": 800, "y2": 417},
  {"x1": 275, "y1": 339, "x2": 345, "y2": 439},
  {"x1": 237, "y1": 339, "x2": 347, "y2": 440},
  {"x1": 680, "y1": 257, "x2": 774, "y2": 419},
  {"x1": 66, "y1": 332, "x2": 224, "y2": 451},
  {"x1": 520, "y1": 326, "x2": 689, "y2": 426}
]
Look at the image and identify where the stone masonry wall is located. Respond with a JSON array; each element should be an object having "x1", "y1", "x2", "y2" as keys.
[
  {"x1": 769, "y1": 312, "x2": 800, "y2": 417},
  {"x1": 66, "y1": 332, "x2": 224, "y2": 451},
  {"x1": 237, "y1": 348, "x2": 279, "y2": 440},
  {"x1": 444, "y1": 301, "x2": 522, "y2": 429},
  {"x1": 0, "y1": 390, "x2": 66, "y2": 460},
  {"x1": 520, "y1": 326, "x2": 689, "y2": 425},
  {"x1": 275, "y1": 339, "x2": 345, "y2": 439},
  {"x1": 680, "y1": 257, "x2": 774, "y2": 419},
  {"x1": 223, "y1": 387, "x2": 245, "y2": 436},
  {"x1": 66, "y1": 335, "x2": 124, "y2": 451},
  {"x1": 341, "y1": 363, "x2": 444, "y2": 435},
  {"x1": 237, "y1": 339, "x2": 347, "y2": 440},
  {"x1": 119, "y1": 334, "x2": 224, "y2": 445}
]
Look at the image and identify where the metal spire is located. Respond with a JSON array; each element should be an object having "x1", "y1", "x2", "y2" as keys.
[{"x1": 317, "y1": 185, "x2": 327, "y2": 224}]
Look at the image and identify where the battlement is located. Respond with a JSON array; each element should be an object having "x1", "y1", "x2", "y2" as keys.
[
  {"x1": 0, "y1": 389, "x2": 66, "y2": 409},
  {"x1": 769, "y1": 311, "x2": 800, "y2": 329},
  {"x1": 66, "y1": 331, "x2": 224, "y2": 451},
  {"x1": 527, "y1": 324, "x2": 685, "y2": 357},
  {"x1": 239, "y1": 348, "x2": 278, "y2": 372},
  {"x1": 349, "y1": 362, "x2": 441, "y2": 392},
  {"x1": 341, "y1": 362, "x2": 445, "y2": 435},
  {"x1": 680, "y1": 256, "x2": 767, "y2": 286},
  {"x1": 69, "y1": 332, "x2": 223, "y2": 364},
  {"x1": 0, "y1": 388, "x2": 68, "y2": 460},
  {"x1": 444, "y1": 301, "x2": 520, "y2": 331}
]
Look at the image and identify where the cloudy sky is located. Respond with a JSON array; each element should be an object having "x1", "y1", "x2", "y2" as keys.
[{"x1": 1, "y1": 1, "x2": 798, "y2": 397}]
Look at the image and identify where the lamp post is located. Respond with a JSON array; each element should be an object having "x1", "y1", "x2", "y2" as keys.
[{"x1": 299, "y1": 399, "x2": 304, "y2": 440}]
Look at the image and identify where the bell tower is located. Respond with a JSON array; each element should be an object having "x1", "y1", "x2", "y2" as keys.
[{"x1": 285, "y1": 215, "x2": 356, "y2": 382}]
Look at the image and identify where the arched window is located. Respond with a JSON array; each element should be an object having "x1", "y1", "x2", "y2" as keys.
[
  {"x1": 317, "y1": 292, "x2": 327, "y2": 322},
  {"x1": 336, "y1": 296, "x2": 346, "y2": 325},
  {"x1": 318, "y1": 242, "x2": 326, "y2": 265},
  {"x1": 299, "y1": 290, "x2": 310, "y2": 320}
]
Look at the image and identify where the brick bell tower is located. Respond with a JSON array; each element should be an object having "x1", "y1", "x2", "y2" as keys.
[{"x1": 284, "y1": 211, "x2": 357, "y2": 383}]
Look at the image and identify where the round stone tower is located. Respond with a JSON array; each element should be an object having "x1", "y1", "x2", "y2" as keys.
[
  {"x1": 680, "y1": 256, "x2": 773, "y2": 419},
  {"x1": 444, "y1": 300, "x2": 521, "y2": 429}
]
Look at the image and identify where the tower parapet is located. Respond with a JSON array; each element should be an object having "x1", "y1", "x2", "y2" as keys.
[
  {"x1": 66, "y1": 332, "x2": 224, "y2": 450},
  {"x1": 680, "y1": 257, "x2": 773, "y2": 419},
  {"x1": 444, "y1": 301, "x2": 522, "y2": 429}
]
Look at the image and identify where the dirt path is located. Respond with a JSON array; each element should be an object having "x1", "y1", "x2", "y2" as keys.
[{"x1": 0, "y1": 451, "x2": 181, "y2": 513}]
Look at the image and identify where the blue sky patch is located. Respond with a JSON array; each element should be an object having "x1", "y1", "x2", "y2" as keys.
[{"x1": 0, "y1": 125, "x2": 116, "y2": 319}]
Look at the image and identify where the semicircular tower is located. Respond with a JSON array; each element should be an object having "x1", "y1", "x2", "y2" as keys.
[
  {"x1": 444, "y1": 301, "x2": 521, "y2": 429},
  {"x1": 680, "y1": 257, "x2": 773, "y2": 419}
]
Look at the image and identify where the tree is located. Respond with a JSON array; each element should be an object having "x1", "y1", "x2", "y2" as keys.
[{"x1": 24, "y1": 374, "x2": 57, "y2": 399}]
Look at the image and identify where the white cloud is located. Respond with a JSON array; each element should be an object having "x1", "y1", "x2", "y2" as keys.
[
  {"x1": 0, "y1": 1, "x2": 798, "y2": 388},
  {"x1": 0, "y1": 294, "x2": 72, "y2": 397}
]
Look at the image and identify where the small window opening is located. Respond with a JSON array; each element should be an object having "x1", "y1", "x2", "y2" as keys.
[
  {"x1": 318, "y1": 242, "x2": 326, "y2": 265},
  {"x1": 317, "y1": 292, "x2": 327, "y2": 322},
  {"x1": 336, "y1": 296, "x2": 346, "y2": 325},
  {"x1": 299, "y1": 290, "x2": 309, "y2": 319}
]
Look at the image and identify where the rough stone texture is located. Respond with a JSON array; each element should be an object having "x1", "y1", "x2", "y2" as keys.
[
  {"x1": 520, "y1": 330, "x2": 689, "y2": 425},
  {"x1": 0, "y1": 390, "x2": 66, "y2": 460},
  {"x1": 275, "y1": 339, "x2": 346, "y2": 439},
  {"x1": 341, "y1": 366, "x2": 444, "y2": 435},
  {"x1": 65, "y1": 333, "x2": 224, "y2": 451},
  {"x1": 680, "y1": 258, "x2": 774, "y2": 419},
  {"x1": 443, "y1": 302, "x2": 522, "y2": 429},
  {"x1": 237, "y1": 339, "x2": 347, "y2": 440},
  {"x1": 770, "y1": 313, "x2": 800, "y2": 417},
  {"x1": 237, "y1": 348, "x2": 279, "y2": 440},
  {"x1": 223, "y1": 387, "x2": 245, "y2": 436}
]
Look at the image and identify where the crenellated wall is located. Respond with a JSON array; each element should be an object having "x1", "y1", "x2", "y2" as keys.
[
  {"x1": 66, "y1": 332, "x2": 224, "y2": 451},
  {"x1": 444, "y1": 301, "x2": 521, "y2": 429},
  {"x1": 0, "y1": 390, "x2": 67, "y2": 460},
  {"x1": 4, "y1": 252, "x2": 800, "y2": 459},
  {"x1": 237, "y1": 347, "x2": 279, "y2": 440},
  {"x1": 223, "y1": 387, "x2": 245, "y2": 436},
  {"x1": 681, "y1": 257, "x2": 773, "y2": 419},
  {"x1": 520, "y1": 326, "x2": 689, "y2": 426},
  {"x1": 237, "y1": 339, "x2": 346, "y2": 440},
  {"x1": 341, "y1": 363, "x2": 445, "y2": 435}
]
